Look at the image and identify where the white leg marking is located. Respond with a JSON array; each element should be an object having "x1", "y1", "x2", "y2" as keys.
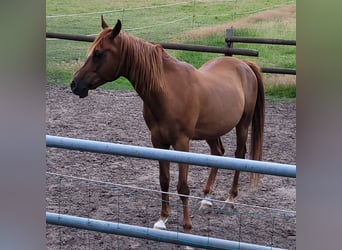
[
  {"x1": 199, "y1": 196, "x2": 213, "y2": 212},
  {"x1": 153, "y1": 218, "x2": 168, "y2": 230}
]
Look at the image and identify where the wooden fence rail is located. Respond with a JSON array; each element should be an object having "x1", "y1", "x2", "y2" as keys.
[
  {"x1": 226, "y1": 37, "x2": 296, "y2": 46},
  {"x1": 46, "y1": 29, "x2": 296, "y2": 75},
  {"x1": 225, "y1": 27, "x2": 296, "y2": 75},
  {"x1": 46, "y1": 32, "x2": 258, "y2": 57}
]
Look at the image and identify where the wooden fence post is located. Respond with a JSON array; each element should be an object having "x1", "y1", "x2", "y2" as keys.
[{"x1": 225, "y1": 26, "x2": 234, "y2": 56}]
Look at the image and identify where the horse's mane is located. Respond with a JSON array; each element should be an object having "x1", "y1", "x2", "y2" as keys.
[{"x1": 119, "y1": 32, "x2": 165, "y2": 97}]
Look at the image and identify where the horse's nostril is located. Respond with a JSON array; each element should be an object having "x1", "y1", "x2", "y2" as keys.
[{"x1": 71, "y1": 80, "x2": 77, "y2": 91}]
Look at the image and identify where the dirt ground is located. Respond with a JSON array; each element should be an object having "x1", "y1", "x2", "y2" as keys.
[{"x1": 46, "y1": 85, "x2": 296, "y2": 249}]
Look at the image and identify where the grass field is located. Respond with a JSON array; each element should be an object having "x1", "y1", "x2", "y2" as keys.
[{"x1": 46, "y1": 0, "x2": 296, "y2": 98}]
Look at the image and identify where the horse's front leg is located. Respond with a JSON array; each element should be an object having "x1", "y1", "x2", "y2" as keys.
[
  {"x1": 177, "y1": 162, "x2": 192, "y2": 233},
  {"x1": 153, "y1": 160, "x2": 170, "y2": 230},
  {"x1": 174, "y1": 137, "x2": 192, "y2": 233}
]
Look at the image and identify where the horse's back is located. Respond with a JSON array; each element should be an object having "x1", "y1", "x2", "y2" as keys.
[
  {"x1": 198, "y1": 56, "x2": 258, "y2": 101},
  {"x1": 199, "y1": 56, "x2": 251, "y2": 76},
  {"x1": 196, "y1": 56, "x2": 255, "y2": 101}
]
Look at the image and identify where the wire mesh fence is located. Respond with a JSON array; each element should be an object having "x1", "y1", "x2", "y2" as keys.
[{"x1": 46, "y1": 172, "x2": 296, "y2": 249}]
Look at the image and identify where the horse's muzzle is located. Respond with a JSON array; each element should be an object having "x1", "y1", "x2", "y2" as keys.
[{"x1": 71, "y1": 80, "x2": 88, "y2": 98}]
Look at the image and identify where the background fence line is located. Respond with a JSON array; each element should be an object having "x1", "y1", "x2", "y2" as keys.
[
  {"x1": 224, "y1": 27, "x2": 296, "y2": 74},
  {"x1": 46, "y1": 1, "x2": 296, "y2": 39},
  {"x1": 45, "y1": 31, "x2": 296, "y2": 74},
  {"x1": 46, "y1": 32, "x2": 258, "y2": 57},
  {"x1": 46, "y1": 1, "x2": 296, "y2": 88},
  {"x1": 225, "y1": 36, "x2": 296, "y2": 46},
  {"x1": 46, "y1": 0, "x2": 285, "y2": 20}
]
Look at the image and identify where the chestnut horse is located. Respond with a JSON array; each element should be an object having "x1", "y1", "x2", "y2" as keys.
[{"x1": 71, "y1": 17, "x2": 264, "y2": 233}]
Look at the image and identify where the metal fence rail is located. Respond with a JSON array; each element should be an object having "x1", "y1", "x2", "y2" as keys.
[
  {"x1": 46, "y1": 135, "x2": 295, "y2": 249},
  {"x1": 46, "y1": 212, "x2": 285, "y2": 250},
  {"x1": 46, "y1": 135, "x2": 296, "y2": 178}
]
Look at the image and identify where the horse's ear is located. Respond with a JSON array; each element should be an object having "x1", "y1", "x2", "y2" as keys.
[
  {"x1": 109, "y1": 19, "x2": 122, "y2": 39},
  {"x1": 101, "y1": 15, "x2": 109, "y2": 29}
]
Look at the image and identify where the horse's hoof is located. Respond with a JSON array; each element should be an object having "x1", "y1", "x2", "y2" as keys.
[
  {"x1": 153, "y1": 219, "x2": 167, "y2": 230},
  {"x1": 226, "y1": 195, "x2": 236, "y2": 204},
  {"x1": 199, "y1": 199, "x2": 213, "y2": 213},
  {"x1": 222, "y1": 199, "x2": 237, "y2": 212}
]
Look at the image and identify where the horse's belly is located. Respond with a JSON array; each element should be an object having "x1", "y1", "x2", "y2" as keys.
[
  {"x1": 192, "y1": 93, "x2": 244, "y2": 140},
  {"x1": 192, "y1": 115, "x2": 240, "y2": 140}
]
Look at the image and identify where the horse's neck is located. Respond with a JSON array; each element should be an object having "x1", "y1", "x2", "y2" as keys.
[{"x1": 122, "y1": 38, "x2": 165, "y2": 100}]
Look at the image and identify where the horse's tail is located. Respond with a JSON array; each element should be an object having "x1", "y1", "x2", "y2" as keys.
[{"x1": 244, "y1": 60, "x2": 265, "y2": 189}]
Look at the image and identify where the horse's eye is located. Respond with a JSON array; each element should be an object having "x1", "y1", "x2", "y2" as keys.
[{"x1": 93, "y1": 50, "x2": 102, "y2": 59}]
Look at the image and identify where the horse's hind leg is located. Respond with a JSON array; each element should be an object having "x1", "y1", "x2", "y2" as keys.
[
  {"x1": 199, "y1": 137, "x2": 225, "y2": 211},
  {"x1": 227, "y1": 118, "x2": 250, "y2": 203}
]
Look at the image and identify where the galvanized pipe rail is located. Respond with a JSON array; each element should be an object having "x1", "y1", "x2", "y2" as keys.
[
  {"x1": 46, "y1": 135, "x2": 296, "y2": 178},
  {"x1": 46, "y1": 212, "x2": 285, "y2": 250},
  {"x1": 46, "y1": 135, "x2": 295, "y2": 249},
  {"x1": 46, "y1": 32, "x2": 259, "y2": 57}
]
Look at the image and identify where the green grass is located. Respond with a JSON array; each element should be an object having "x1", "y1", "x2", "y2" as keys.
[
  {"x1": 46, "y1": 0, "x2": 296, "y2": 98},
  {"x1": 265, "y1": 84, "x2": 296, "y2": 100}
]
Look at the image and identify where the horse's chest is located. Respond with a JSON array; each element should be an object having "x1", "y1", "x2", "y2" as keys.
[
  {"x1": 147, "y1": 120, "x2": 182, "y2": 145},
  {"x1": 143, "y1": 110, "x2": 176, "y2": 142}
]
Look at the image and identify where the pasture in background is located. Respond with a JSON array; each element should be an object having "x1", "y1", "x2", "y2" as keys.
[{"x1": 46, "y1": 0, "x2": 296, "y2": 97}]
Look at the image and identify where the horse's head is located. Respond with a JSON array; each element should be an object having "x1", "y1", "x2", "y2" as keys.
[{"x1": 71, "y1": 17, "x2": 122, "y2": 98}]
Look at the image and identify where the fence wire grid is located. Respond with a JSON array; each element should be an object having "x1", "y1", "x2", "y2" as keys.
[{"x1": 46, "y1": 172, "x2": 296, "y2": 250}]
